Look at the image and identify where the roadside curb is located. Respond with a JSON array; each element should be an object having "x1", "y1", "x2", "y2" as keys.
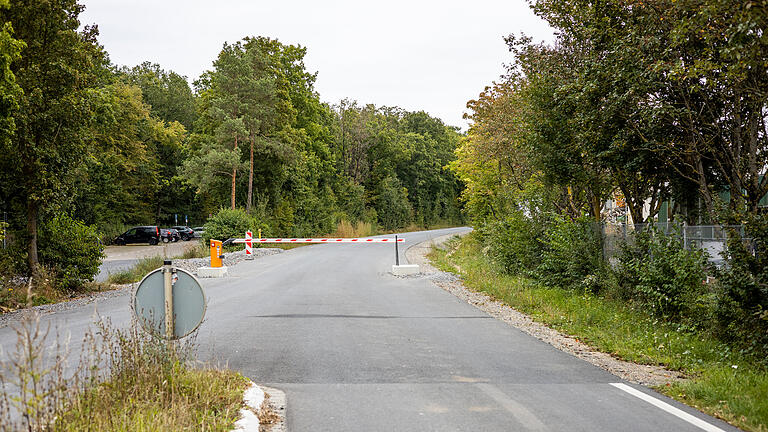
[
  {"x1": 232, "y1": 381, "x2": 287, "y2": 432},
  {"x1": 232, "y1": 382, "x2": 264, "y2": 431}
]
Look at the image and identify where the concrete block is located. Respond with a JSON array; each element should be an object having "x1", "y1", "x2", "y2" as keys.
[
  {"x1": 197, "y1": 266, "x2": 228, "y2": 278},
  {"x1": 392, "y1": 264, "x2": 420, "y2": 276}
]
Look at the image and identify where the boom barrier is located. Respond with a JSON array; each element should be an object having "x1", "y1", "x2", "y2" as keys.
[{"x1": 231, "y1": 237, "x2": 404, "y2": 243}]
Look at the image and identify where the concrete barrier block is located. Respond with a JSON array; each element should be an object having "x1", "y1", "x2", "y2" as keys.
[
  {"x1": 198, "y1": 266, "x2": 228, "y2": 278},
  {"x1": 392, "y1": 264, "x2": 420, "y2": 276}
]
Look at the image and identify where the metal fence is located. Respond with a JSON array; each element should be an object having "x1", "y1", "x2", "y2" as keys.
[{"x1": 601, "y1": 223, "x2": 750, "y2": 266}]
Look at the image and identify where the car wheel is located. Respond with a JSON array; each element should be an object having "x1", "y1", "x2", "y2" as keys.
[
  {"x1": 149, "y1": 238, "x2": 158, "y2": 245},
  {"x1": 162, "y1": 237, "x2": 169, "y2": 243},
  {"x1": 181, "y1": 234, "x2": 190, "y2": 241},
  {"x1": 115, "y1": 239, "x2": 124, "y2": 246}
]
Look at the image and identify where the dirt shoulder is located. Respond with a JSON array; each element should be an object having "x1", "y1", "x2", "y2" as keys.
[{"x1": 411, "y1": 233, "x2": 683, "y2": 387}]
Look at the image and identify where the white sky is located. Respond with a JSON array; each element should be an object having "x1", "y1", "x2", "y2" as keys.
[{"x1": 79, "y1": 0, "x2": 553, "y2": 130}]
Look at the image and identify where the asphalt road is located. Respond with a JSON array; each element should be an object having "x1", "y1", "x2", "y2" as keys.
[{"x1": 1, "y1": 228, "x2": 741, "y2": 431}]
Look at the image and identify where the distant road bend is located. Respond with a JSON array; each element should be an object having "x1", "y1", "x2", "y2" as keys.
[{"x1": 0, "y1": 228, "x2": 740, "y2": 431}]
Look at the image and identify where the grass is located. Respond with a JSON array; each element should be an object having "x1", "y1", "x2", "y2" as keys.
[
  {"x1": 429, "y1": 233, "x2": 768, "y2": 432},
  {"x1": 58, "y1": 366, "x2": 247, "y2": 431},
  {"x1": 108, "y1": 255, "x2": 167, "y2": 284},
  {"x1": 0, "y1": 314, "x2": 250, "y2": 431}
]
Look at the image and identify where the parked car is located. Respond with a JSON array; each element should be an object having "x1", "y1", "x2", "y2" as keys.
[
  {"x1": 159, "y1": 228, "x2": 178, "y2": 243},
  {"x1": 171, "y1": 226, "x2": 195, "y2": 241},
  {"x1": 113, "y1": 226, "x2": 160, "y2": 245},
  {"x1": 192, "y1": 226, "x2": 205, "y2": 239}
]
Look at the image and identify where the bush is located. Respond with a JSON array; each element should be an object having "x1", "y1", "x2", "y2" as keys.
[
  {"x1": 202, "y1": 208, "x2": 268, "y2": 244},
  {"x1": 536, "y1": 215, "x2": 605, "y2": 291},
  {"x1": 616, "y1": 226, "x2": 708, "y2": 320},
  {"x1": 39, "y1": 214, "x2": 104, "y2": 290},
  {"x1": 485, "y1": 210, "x2": 547, "y2": 277},
  {"x1": 713, "y1": 216, "x2": 768, "y2": 357}
]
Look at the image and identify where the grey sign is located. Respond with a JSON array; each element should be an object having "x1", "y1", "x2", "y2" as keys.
[{"x1": 133, "y1": 267, "x2": 206, "y2": 339}]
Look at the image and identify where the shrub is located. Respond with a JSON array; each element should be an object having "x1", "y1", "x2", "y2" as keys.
[
  {"x1": 616, "y1": 226, "x2": 708, "y2": 320},
  {"x1": 713, "y1": 216, "x2": 768, "y2": 357},
  {"x1": 39, "y1": 214, "x2": 104, "y2": 290},
  {"x1": 485, "y1": 210, "x2": 546, "y2": 277},
  {"x1": 202, "y1": 208, "x2": 268, "y2": 244},
  {"x1": 536, "y1": 215, "x2": 605, "y2": 291}
]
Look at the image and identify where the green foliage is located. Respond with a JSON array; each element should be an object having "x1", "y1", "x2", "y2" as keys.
[
  {"x1": 373, "y1": 176, "x2": 412, "y2": 231},
  {"x1": 536, "y1": 215, "x2": 604, "y2": 291},
  {"x1": 202, "y1": 208, "x2": 268, "y2": 244},
  {"x1": 616, "y1": 228, "x2": 708, "y2": 320},
  {"x1": 0, "y1": 7, "x2": 23, "y2": 146},
  {"x1": 39, "y1": 215, "x2": 104, "y2": 290},
  {"x1": 713, "y1": 215, "x2": 768, "y2": 356},
  {"x1": 485, "y1": 211, "x2": 545, "y2": 278},
  {"x1": 121, "y1": 61, "x2": 197, "y2": 129},
  {"x1": 0, "y1": 0, "x2": 106, "y2": 272}
]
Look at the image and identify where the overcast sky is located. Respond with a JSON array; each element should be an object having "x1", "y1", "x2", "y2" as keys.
[{"x1": 79, "y1": 0, "x2": 553, "y2": 129}]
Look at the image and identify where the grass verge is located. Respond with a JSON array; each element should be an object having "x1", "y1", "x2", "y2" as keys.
[
  {"x1": 0, "y1": 315, "x2": 249, "y2": 431},
  {"x1": 58, "y1": 366, "x2": 247, "y2": 431},
  {"x1": 429, "y1": 234, "x2": 767, "y2": 432}
]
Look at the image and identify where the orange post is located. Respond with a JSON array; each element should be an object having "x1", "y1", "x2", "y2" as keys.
[{"x1": 209, "y1": 240, "x2": 223, "y2": 268}]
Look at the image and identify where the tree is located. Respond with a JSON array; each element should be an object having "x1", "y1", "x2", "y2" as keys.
[
  {"x1": 0, "y1": 0, "x2": 105, "y2": 275},
  {"x1": 240, "y1": 37, "x2": 295, "y2": 212},
  {"x1": 0, "y1": 0, "x2": 23, "y2": 147},
  {"x1": 121, "y1": 62, "x2": 198, "y2": 130}
]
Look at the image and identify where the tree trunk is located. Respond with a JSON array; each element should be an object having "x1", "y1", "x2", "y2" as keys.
[
  {"x1": 26, "y1": 199, "x2": 39, "y2": 276},
  {"x1": 231, "y1": 135, "x2": 238, "y2": 210},
  {"x1": 247, "y1": 133, "x2": 254, "y2": 212}
]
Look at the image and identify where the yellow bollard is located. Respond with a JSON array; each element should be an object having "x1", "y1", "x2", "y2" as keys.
[{"x1": 209, "y1": 240, "x2": 223, "y2": 268}]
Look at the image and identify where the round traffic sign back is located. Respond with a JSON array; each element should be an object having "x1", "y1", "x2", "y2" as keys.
[{"x1": 132, "y1": 267, "x2": 206, "y2": 339}]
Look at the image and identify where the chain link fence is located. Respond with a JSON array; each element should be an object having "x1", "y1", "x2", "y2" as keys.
[{"x1": 601, "y1": 222, "x2": 750, "y2": 266}]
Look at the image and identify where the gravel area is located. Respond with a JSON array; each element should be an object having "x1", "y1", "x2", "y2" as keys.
[
  {"x1": 409, "y1": 234, "x2": 685, "y2": 387},
  {"x1": 172, "y1": 248, "x2": 282, "y2": 276},
  {"x1": 0, "y1": 248, "x2": 283, "y2": 329}
]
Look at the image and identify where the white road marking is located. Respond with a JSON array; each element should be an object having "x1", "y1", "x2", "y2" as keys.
[
  {"x1": 610, "y1": 383, "x2": 727, "y2": 432},
  {"x1": 476, "y1": 383, "x2": 547, "y2": 431}
]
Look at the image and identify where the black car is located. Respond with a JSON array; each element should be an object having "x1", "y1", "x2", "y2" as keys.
[
  {"x1": 159, "y1": 228, "x2": 179, "y2": 243},
  {"x1": 114, "y1": 226, "x2": 160, "y2": 245},
  {"x1": 171, "y1": 226, "x2": 195, "y2": 241}
]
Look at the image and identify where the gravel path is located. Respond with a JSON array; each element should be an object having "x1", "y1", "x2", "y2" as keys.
[{"x1": 409, "y1": 233, "x2": 685, "y2": 387}]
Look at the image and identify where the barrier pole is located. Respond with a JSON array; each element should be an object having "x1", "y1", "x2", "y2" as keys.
[
  {"x1": 395, "y1": 235, "x2": 400, "y2": 266},
  {"x1": 245, "y1": 231, "x2": 253, "y2": 260}
]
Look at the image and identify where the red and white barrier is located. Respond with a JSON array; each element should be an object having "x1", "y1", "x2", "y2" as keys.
[
  {"x1": 245, "y1": 231, "x2": 253, "y2": 259},
  {"x1": 232, "y1": 237, "x2": 404, "y2": 243}
]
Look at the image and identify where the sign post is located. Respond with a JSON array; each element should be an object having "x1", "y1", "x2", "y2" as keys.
[
  {"x1": 133, "y1": 263, "x2": 206, "y2": 340},
  {"x1": 163, "y1": 260, "x2": 174, "y2": 340}
]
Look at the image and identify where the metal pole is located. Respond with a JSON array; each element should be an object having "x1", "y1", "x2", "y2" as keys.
[
  {"x1": 163, "y1": 260, "x2": 174, "y2": 340},
  {"x1": 395, "y1": 235, "x2": 399, "y2": 266}
]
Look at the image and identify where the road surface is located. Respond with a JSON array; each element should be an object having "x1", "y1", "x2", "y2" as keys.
[{"x1": 0, "y1": 228, "x2": 740, "y2": 431}]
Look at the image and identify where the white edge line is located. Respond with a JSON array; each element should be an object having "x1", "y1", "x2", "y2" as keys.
[{"x1": 610, "y1": 383, "x2": 727, "y2": 432}]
